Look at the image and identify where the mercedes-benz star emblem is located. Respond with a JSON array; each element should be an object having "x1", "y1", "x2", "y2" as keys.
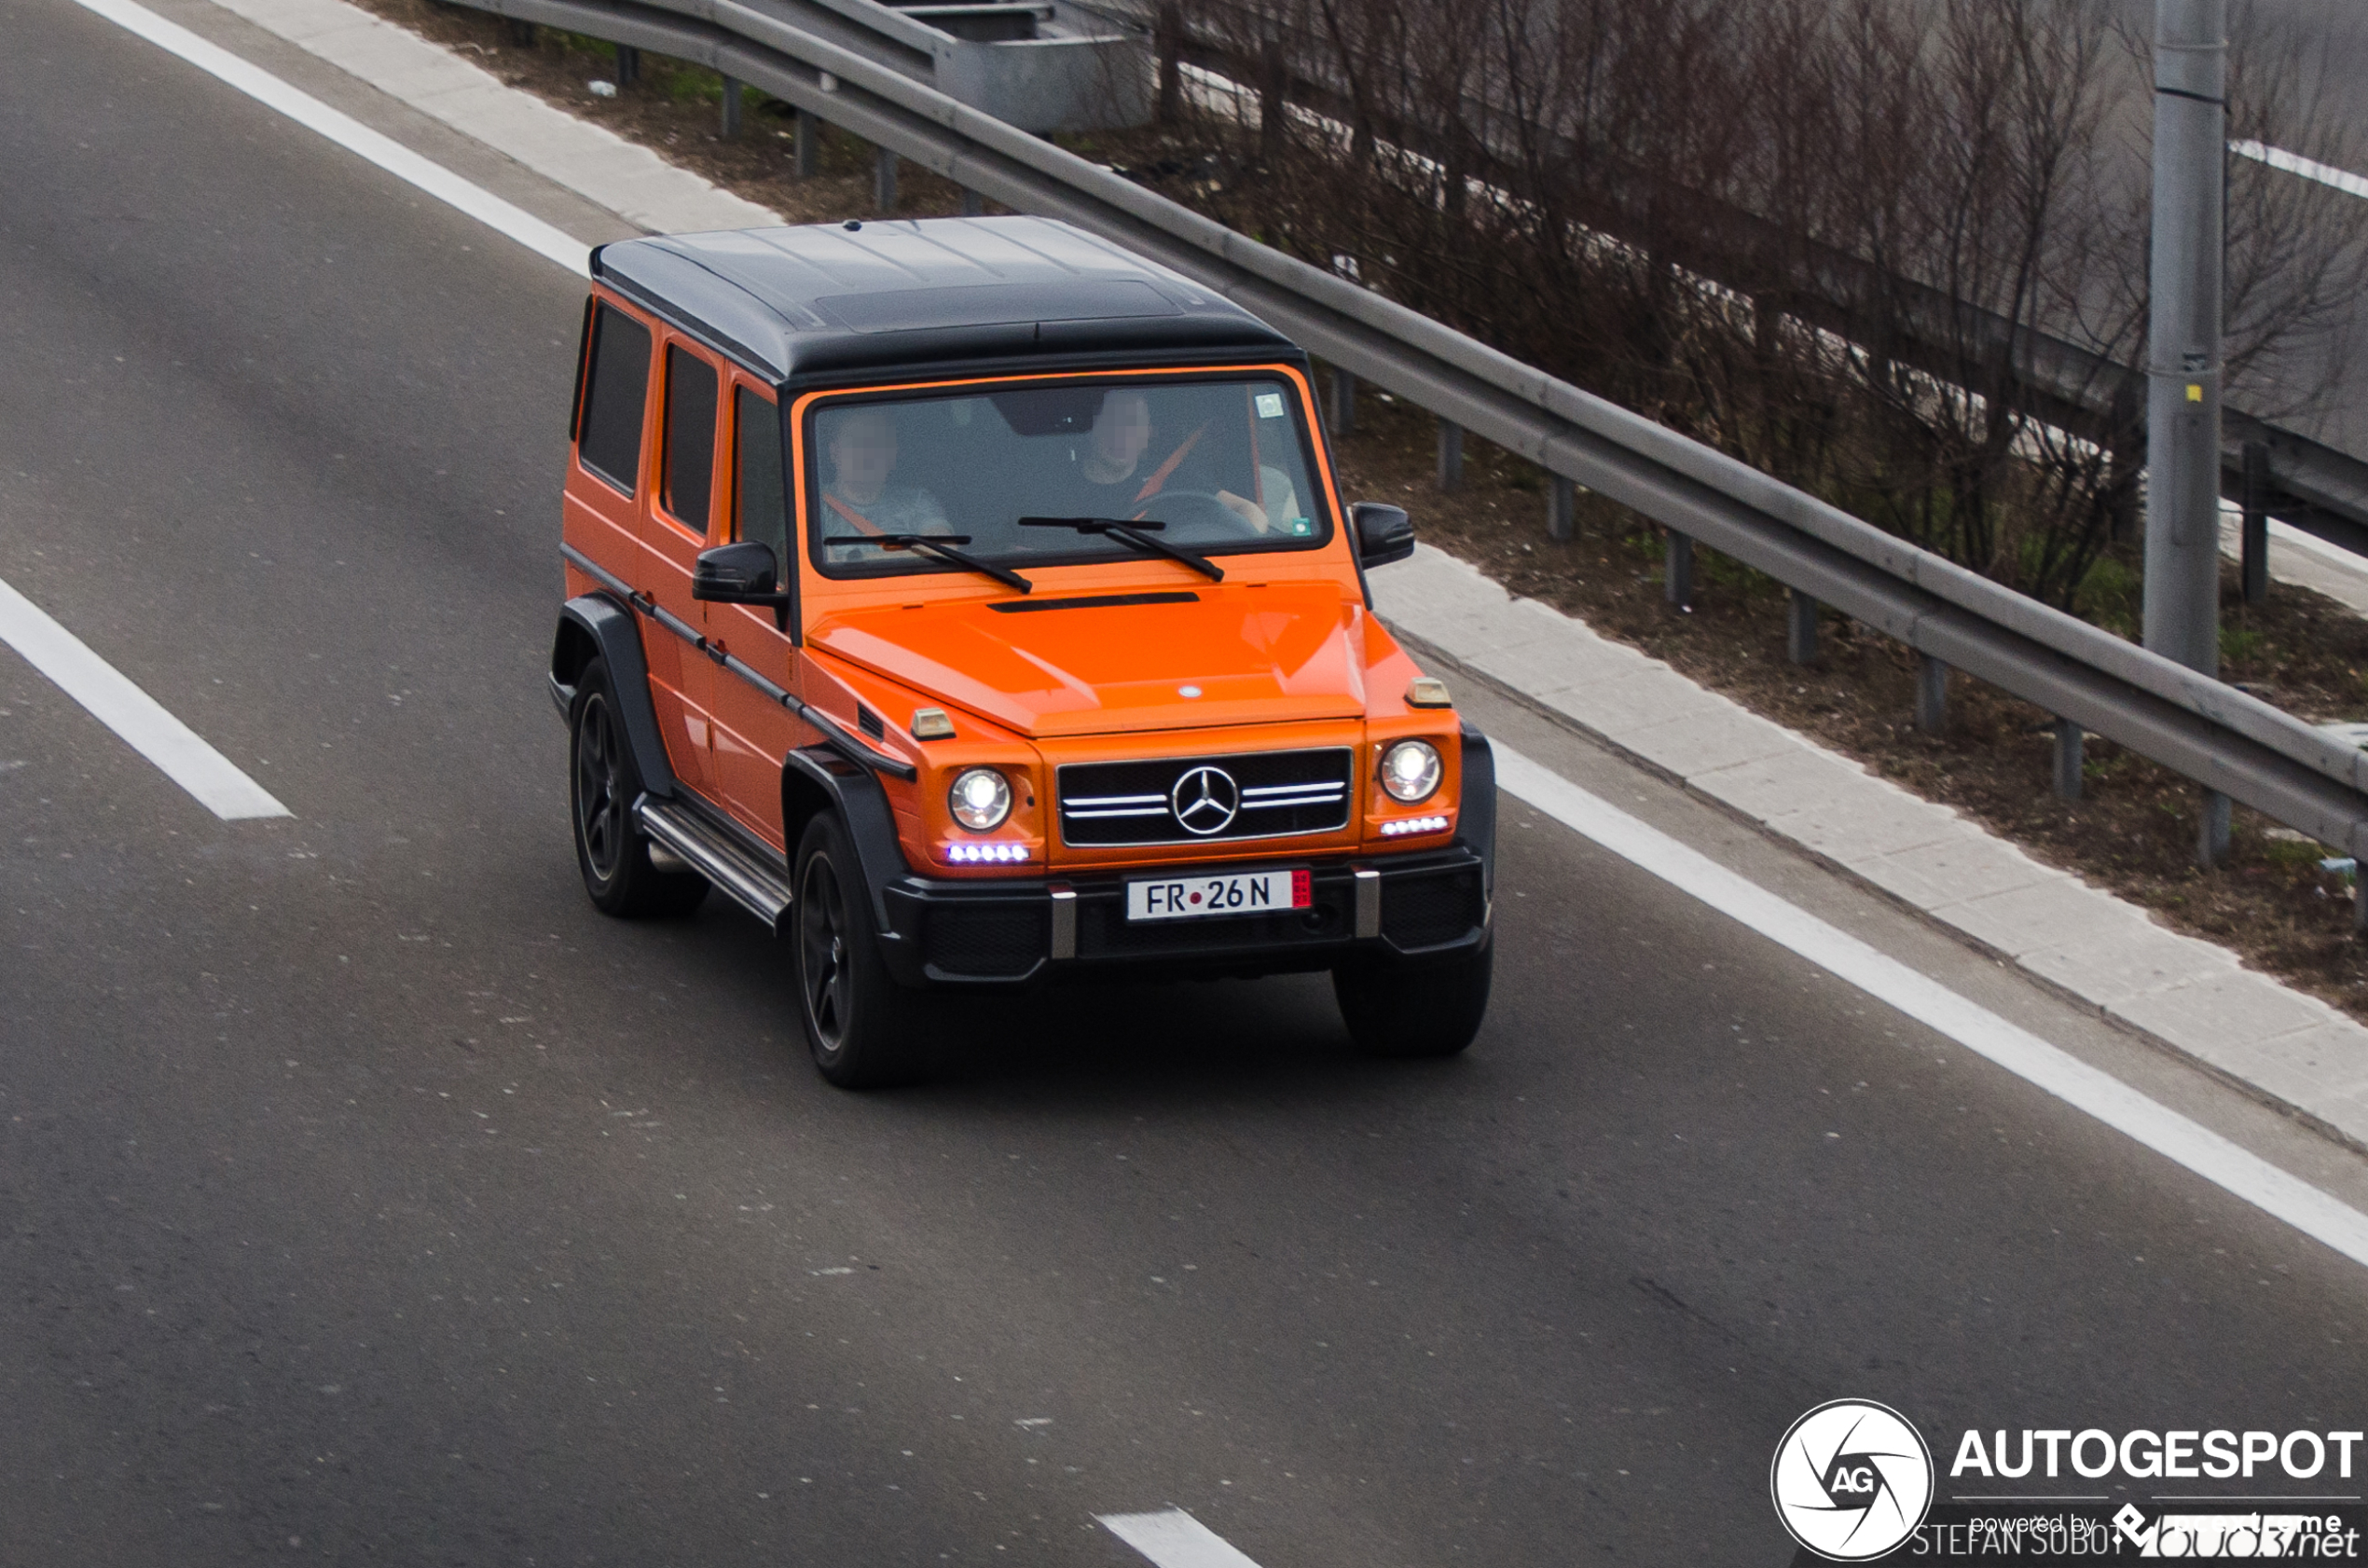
[{"x1": 1170, "y1": 765, "x2": 1240, "y2": 835}]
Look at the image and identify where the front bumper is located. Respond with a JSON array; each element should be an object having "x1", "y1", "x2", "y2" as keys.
[{"x1": 874, "y1": 842, "x2": 1491, "y2": 987}]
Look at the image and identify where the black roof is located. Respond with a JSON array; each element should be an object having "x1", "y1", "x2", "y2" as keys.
[{"x1": 591, "y1": 216, "x2": 1296, "y2": 383}]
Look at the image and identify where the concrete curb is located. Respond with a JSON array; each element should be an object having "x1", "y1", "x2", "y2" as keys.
[{"x1": 1369, "y1": 545, "x2": 2368, "y2": 1152}]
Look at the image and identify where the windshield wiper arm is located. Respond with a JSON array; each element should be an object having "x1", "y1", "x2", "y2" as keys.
[
  {"x1": 1015, "y1": 516, "x2": 1225, "y2": 582},
  {"x1": 822, "y1": 532, "x2": 1033, "y2": 594}
]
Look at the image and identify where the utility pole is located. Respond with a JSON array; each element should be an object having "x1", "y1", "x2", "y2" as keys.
[
  {"x1": 2144, "y1": 0, "x2": 2230, "y2": 867},
  {"x1": 2142, "y1": 0, "x2": 2224, "y2": 676}
]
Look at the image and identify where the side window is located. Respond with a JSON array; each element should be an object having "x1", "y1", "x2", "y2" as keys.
[
  {"x1": 662, "y1": 344, "x2": 718, "y2": 533},
  {"x1": 735, "y1": 387, "x2": 788, "y2": 565},
  {"x1": 576, "y1": 303, "x2": 651, "y2": 496}
]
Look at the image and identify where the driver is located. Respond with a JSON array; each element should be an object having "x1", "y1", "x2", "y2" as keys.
[
  {"x1": 819, "y1": 407, "x2": 949, "y2": 558},
  {"x1": 1062, "y1": 391, "x2": 1277, "y2": 533}
]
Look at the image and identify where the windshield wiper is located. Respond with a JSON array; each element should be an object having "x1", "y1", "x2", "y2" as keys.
[
  {"x1": 1016, "y1": 516, "x2": 1225, "y2": 582},
  {"x1": 822, "y1": 532, "x2": 1032, "y2": 594}
]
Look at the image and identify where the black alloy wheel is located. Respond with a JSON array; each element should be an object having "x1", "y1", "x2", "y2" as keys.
[
  {"x1": 792, "y1": 812, "x2": 933, "y2": 1088},
  {"x1": 568, "y1": 657, "x2": 707, "y2": 918},
  {"x1": 574, "y1": 689, "x2": 627, "y2": 883},
  {"x1": 798, "y1": 847, "x2": 854, "y2": 1054}
]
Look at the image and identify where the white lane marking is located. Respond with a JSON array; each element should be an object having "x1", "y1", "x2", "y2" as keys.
[
  {"x1": 2233, "y1": 140, "x2": 2368, "y2": 201},
  {"x1": 1493, "y1": 743, "x2": 2368, "y2": 1271},
  {"x1": 0, "y1": 575, "x2": 289, "y2": 820},
  {"x1": 68, "y1": 0, "x2": 591, "y2": 275},
  {"x1": 1098, "y1": 1509, "x2": 1266, "y2": 1568}
]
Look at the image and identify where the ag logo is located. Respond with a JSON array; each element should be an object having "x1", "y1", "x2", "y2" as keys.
[
  {"x1": 1769, "y1": 1399, "x2": 1934, "y2": 1561},
  {"x1": 1170, "y1": 765, "x2": 1239, "y2": 835}
]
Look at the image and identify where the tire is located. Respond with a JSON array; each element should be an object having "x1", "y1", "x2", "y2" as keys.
[
  {"x1": 1333, "y1": 938, "x2": 1493, "y2": 1059},
  {"x1": 569, "y1": 657, "x2": 708, "y2": 918},
  {"x1": 793, "y1": 813, "x2": 935, "y2": 1089}
]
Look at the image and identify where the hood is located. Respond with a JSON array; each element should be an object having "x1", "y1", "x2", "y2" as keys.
[{"x1": 808, "y1": 584, "x2": 1370, "y2": 737}]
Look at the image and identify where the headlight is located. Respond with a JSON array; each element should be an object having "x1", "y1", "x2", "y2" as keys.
[
  {"x1": 948, "y1": 766, "x2": 1012, "y2": 832},
  {"x1": 1379, "y1": 739, "x2": 1443, "y2": 804}
]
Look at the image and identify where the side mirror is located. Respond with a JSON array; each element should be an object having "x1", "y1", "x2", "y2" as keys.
[
  {"x1": 1350, "y1": 502, "x2": 1414, "y2": 569},
  {"x1": 693, "y1": 541, "x2": 778, "y2": 598},
  {"x1": 692, "y1": 541, "x2": 791, "y2": 629}
]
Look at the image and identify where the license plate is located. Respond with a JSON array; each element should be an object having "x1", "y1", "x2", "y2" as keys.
[{"x1": 1125, "y1": 868, "x2": 1312, "y2": 922}]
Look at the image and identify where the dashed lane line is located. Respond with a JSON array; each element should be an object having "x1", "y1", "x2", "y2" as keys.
[
  {"x1": 1099, "y1": 1509, "x2": 1266, "y2": 1568},
  {"x1": 1494, "y1": 742, "x2": 2368, "y2": 1273},
  {"x1": 0, "y1": 573, "x2": 289, "y2": 820},
  {"x1": 68, "y1": 0, "x2": 591, "y2": 275}
]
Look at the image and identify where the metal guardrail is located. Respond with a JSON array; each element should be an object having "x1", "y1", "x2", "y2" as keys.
[
  {"x1": 1144, "y1": 8, "x2": 2368, "y2": 547},
  {"x1": 455, "y1": 0, "x2": 2368, "y2": 873}
]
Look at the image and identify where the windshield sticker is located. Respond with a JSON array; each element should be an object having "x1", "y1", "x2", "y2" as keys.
[{"x1": 1255, "y1": 392, "x2": 1287, "y2": 419}]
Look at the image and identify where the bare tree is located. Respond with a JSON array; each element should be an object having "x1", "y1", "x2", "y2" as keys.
[{"x1": 1139, "y1": 0, "x2": 2368, "y2": 613}]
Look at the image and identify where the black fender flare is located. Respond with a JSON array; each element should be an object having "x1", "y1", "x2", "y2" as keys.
[
  {"x1": 782, "y1": 746, "x2": 911, "y2": 953},
  {"x1": 1458, "y1": 722, "x2": 1497, "y2": 899},
  {"x1": 551, "y1": 593, "x2": 675, "y2": 801}
]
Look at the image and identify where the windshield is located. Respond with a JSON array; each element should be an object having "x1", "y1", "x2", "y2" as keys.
[{"x1": 803, "y1": 374, "x2": 1330, "y2": 581}]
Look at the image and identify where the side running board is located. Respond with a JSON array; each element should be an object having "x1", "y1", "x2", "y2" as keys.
[{"x1": 633, "y1": 795, "x2": 793, "y2": 934}]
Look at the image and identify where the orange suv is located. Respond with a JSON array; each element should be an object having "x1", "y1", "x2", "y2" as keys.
[{"x1": 549, "y1": 216, "x2": 1495, "y2": 1085}]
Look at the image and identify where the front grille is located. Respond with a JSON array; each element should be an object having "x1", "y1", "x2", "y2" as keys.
[
  {"x1": 1058, "y1": 748, "x2": 1353, "y2": 847},
  {"x1": 923, "y1": 904, "x2": 1046, "y2": 978},
  {"x1": 1381, "y1": 866, "x2": 1485, "y2": 949}
]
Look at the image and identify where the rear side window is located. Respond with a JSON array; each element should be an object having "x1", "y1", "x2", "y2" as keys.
[
  {"x1": 577, "y1": 304, "x2": 651, "y2": 495},
  {"x1": 735, "y1": 387, "x2": 787, "y2": 565},
  {"x1": 662, "y1": 345, "x2": 718, "y2": 532}
]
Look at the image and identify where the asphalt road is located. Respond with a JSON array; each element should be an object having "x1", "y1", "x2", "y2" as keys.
[{"x1": 4, "y1": 2, "x2": 2367, "y2": 1562}]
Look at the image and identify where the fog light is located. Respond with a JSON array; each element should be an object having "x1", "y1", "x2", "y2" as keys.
[
  {"x1": 948, "y1": 766, "x2": 1012, "y2": 831},
  {"x1": 1379, "y1": 739, "x2": 1443, "y2": 803},
  {"x1": 1379, "y1": 814, "x2": 1451, "y2": 837}
]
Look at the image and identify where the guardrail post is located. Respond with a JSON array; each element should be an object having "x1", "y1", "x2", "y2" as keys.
[
  {"x1": 793, "y1": 110, "x2": 818, "y2": 177},
  {"x1": 1436, "y1": 420, "x2": 1462, "y2": 492},
  {"x1": 960, "y1": 187, "x2": 984, "y2": 216},
  {"x1": 875, "y1": 146, "x2": 899, "y2": 213},
  {"x1": 2241, "y1": 440, "x2": 2269, "y2": 605},
  {"x1": 2053, "y1": 719, "x2": 2084, "y2": 800},
  {"x1": 1915, "y1": 653, "x2": 1948, "y2": 734},
  {"x1": 1664, "y1": 529, "x2": 1692, "y2": 605},
  {"x1": 1328, "y1": 366, "x2": 1355, "y2": 434},
  {"x1": 2198, "y1": 790, "x2": 2231, "y2": 868},
  {"x1": 720, "y1": 76, "x2": 743, "y2": 139},
  {"x1": 2355, "y1": 874, "x2": 2368, "y2": 938},
  {"x1": 505, "y1": 18, "x2": 534, "y2": 46},
  {"x1": 613, "y1": 45, "x2": 640, "y2": 88},
  {"x1": 1548, "y1": 476, "x2": 1576, "y2": 543},
  {"x1": 1786, "y1": 588, "x2": 1818, "y2": 664}
]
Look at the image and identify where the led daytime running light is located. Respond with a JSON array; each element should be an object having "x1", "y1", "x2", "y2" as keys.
[
  {"x1": 1379, "y1": 814, "x2": 1450, "y2": 837},
  {"x1": 943, "y1": 842, "x2": 1032, "y2": 864}
]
